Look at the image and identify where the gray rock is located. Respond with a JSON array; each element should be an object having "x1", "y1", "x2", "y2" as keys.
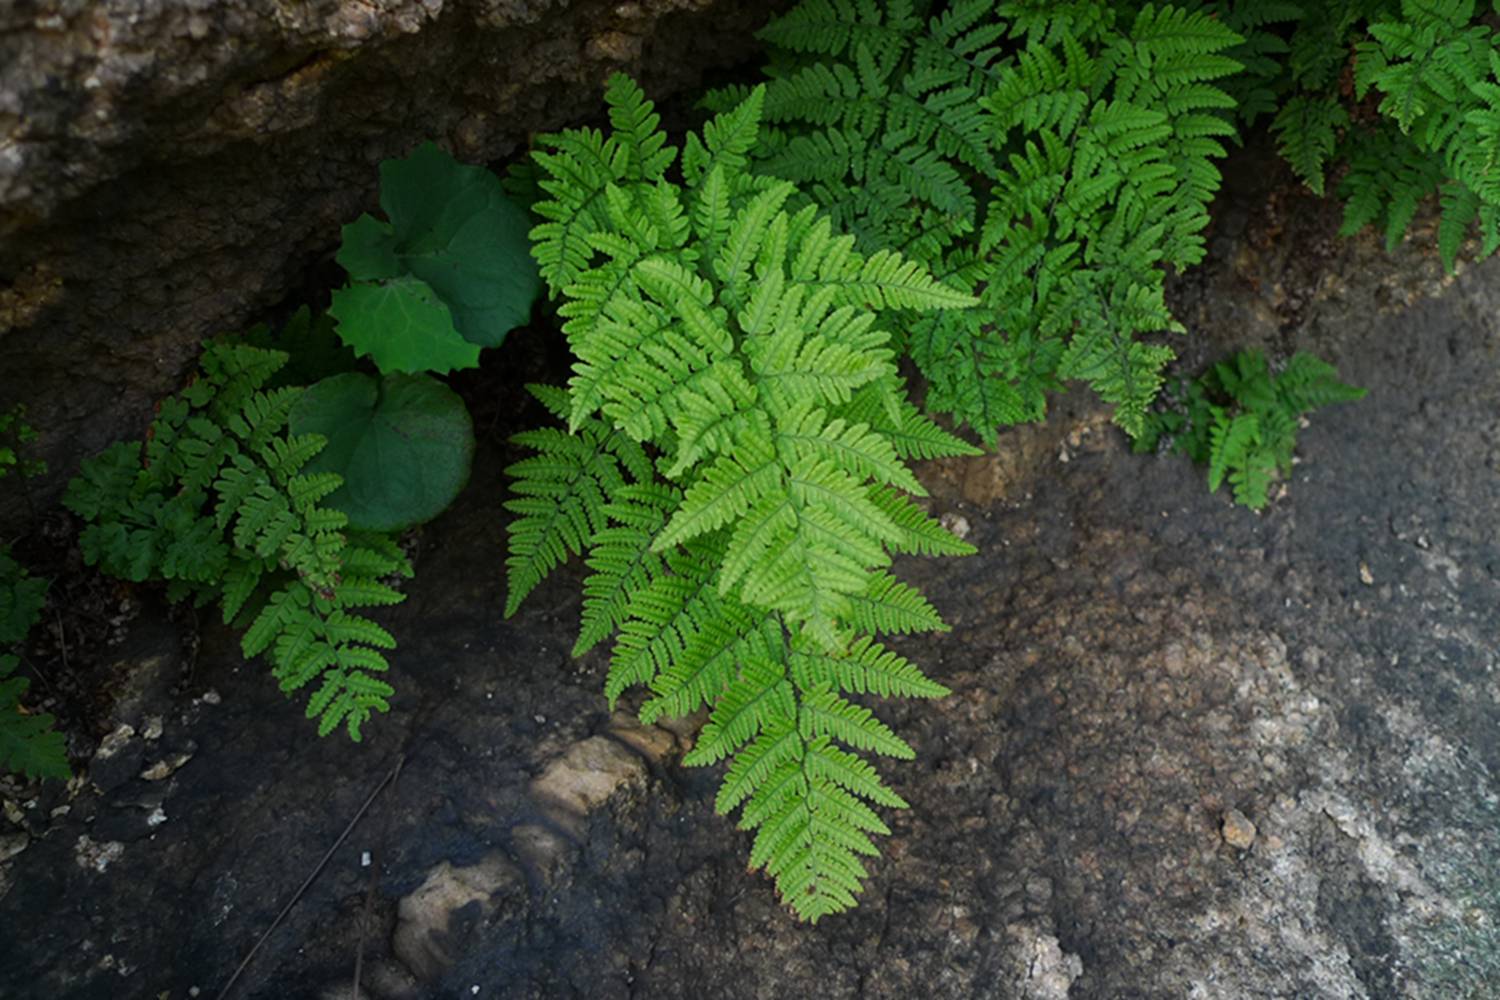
[{"x1": 0, "y1": 0, "x2": 790, "y2": 533}]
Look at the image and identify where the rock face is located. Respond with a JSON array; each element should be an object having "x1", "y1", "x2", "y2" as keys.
[{"x1": 0, "y1": 0, "x2": 781, "y2": 528}]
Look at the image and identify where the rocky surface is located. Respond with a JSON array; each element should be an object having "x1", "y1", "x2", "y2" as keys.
[
  {"x1": 0, "y1": 0, "x2": 785, "y2": 531},
  {"x1": 1, "y1": 155, "x2": 1498, "y2": 998}
]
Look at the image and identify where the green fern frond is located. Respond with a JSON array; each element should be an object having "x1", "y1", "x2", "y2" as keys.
[
  {"x1": 68, "y1": 339, "x2": 411, "y2": 740},
  {"x1": 843, "y1": 571, "x2": 949, "y2": 636},
  {"x1": 1149, "y1": 348, "x2": 1364, "y2": 511},
  {"x1": 841, "y1": 385, "x2": 983, "y2": 460},
  {"x1": 1207, "y1": 410, "x2": 1260, "y2": 493},
  {"x1": 504, "y1": 394, "x2": 652, "y2": 616},
  {"x1": 1272, "y1": 95, "x2": 1348, "y2": 195},
  {"x1": 514, "y1": 73, "x2": 974, "y2": 919},
  {"x1": 605, "y1": 74, "x2": 677, "y2": 181},
  {"x1": 575, "y1": 483, "x2": 677, "y2": 657}
]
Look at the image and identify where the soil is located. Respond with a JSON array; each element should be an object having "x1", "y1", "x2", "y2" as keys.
[{"x1": 1, "y1": 149, "x2": 1497, "y2": 1000}]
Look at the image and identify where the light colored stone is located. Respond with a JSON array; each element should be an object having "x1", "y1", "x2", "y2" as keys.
[
  {"x1": 653, "y1": 707, "x2": 710, "y2": 747},
  {"x1": 606, "y1": 711, "x2": 677, "y2": 761},
  {"x1": 1007, "y1": 925, "x2": 1084, "y2": 1000},
  {"x1": 391, "y1": 855, "x2": 521, "y2": 982},
  {"x1": 529, "y1": 735, "x2": 645, "y2": 821},
  {"x1": 0, "y1": 832, "x2": 28, "y2": 864},
  {"x1": 93, "y1": 723, "x2": 135, "y2": 760},
  {"x1": 939, "y1": 511, "x2": 971, "y2": 541},
  {"x1": 73, "y1": 835, "x2": 124, "y2": 873},
  {"x1": 1221, "y1": 808, "x2": 1257, "y2": 850},
  {"x1": 140, "y1": 751, "x2": 192, "y2": 781}
]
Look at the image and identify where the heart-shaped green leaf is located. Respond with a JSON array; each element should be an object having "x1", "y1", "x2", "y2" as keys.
[
  {"x1": 336, "y1": 142, "x2": 541, "y2": 356},
  {"x1": 328, "y1": 277, "x2": 480, "y2": 376},
  {"x1": 291, "y1": 372, "x2": 475, "y2": 531}
]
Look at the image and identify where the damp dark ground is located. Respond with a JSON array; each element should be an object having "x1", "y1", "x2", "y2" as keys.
[{"x1": 2, "y1": 153, "x2": 1498, "y2": 1000}]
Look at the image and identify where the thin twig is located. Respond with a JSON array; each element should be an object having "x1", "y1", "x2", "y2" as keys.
[
  {"x1": 18, "y1": 652, "x2": 57, "y2": 699},
  {"x1": 352, "y1": 753, "x2": 405, "y2": 996},
  {"x1": 216, "y1": 753, "x2": 406, "y2": 1000},
  {"x1": 51, "y1": 604, "x2": 68, "y2": 674}
]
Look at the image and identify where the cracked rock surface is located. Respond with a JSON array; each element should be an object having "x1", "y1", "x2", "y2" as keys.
[
  {"x1": 0, "y1": 151, "x2": 1497, "y2": 997},
  {"x1": 0, "y1": 0, "x2": 784, "y2": 531}
]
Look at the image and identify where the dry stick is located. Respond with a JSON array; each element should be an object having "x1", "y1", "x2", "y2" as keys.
[
  {"x1": 351, "y1": 753, "x2": 406, "y2": 995},
  {"x1": 51, "y1": 605, "x2": 67, "y2": 671},
  {"x1": 216, "y1": 753, "x2": 407, "y2": 1000}
]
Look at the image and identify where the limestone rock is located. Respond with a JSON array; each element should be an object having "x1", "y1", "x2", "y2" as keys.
[
  {"x1": 529, "y1": 734, "x2": 646, "y2": 827},
  {"x1": 604, "y1": 710, "x2": 678, "y2": 761},
  {"x1": 391, "y1": 854, "x2": 522, "y2": 983}
]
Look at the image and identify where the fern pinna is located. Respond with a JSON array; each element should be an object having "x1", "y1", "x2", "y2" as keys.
[
  {"x1": 64, "y1": 342, "x2": 411, "y2": 739},
  {"x1": 709, "y1": 0, "x2": 1245, "y2": 443},
  {"x1": 506, "y1": 75, "x2": 979, "y2": 921}
]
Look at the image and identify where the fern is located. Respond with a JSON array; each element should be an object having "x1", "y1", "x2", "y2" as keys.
[
  {"x1": 509, "y1": 74, "x2": 977, "y2": 920},
  {"x1": 1227, "y1": 0, "x2": 1500, "y2": 269},
  {"x1": 717, "y1": 1, "x2": 1244, "y2": 443},
  {"x1": 65, "y1": 341, "x2": 412, "y2": 739},
  {"x1": 1212, "y1": 1, "x2": 1305, "y2": 127},
  {"x1": 1143, "y1": 349, "x2": 1365, "y2": 509},
  {"x1": 1272, "y1": 94, "x2": 1349, "y2": 195}
]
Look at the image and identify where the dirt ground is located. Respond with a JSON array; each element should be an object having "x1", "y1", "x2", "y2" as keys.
[{"x1": 1, "y1": 150, "x2": 1497, "y2": 999}]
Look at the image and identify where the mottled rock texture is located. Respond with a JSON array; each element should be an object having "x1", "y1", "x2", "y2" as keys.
[
  {"x1": 2, "y1": 150, "x2": 1496, "y2": 998},
  {"x1": 0, "y1": 0, "x2": 781, "y2": 528}
]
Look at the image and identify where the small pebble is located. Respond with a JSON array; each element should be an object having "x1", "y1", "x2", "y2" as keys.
[
  {"x1": 939, "y1": 511, "x2": 971, "y2": 541},
  {"x1": 1221, "y1": 809, "x2": 1257, "y2": 850},
  {"x1": 140, "y1": 752, "x2": 193, "y2": 781}
]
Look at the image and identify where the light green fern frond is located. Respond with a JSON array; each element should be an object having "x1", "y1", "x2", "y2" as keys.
[{"x1": 513, "y1": 73, "x2": 977, "y2": 919}]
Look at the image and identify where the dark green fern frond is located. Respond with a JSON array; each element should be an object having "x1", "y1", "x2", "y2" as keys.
[
  {"x1": 756, "y1": 0, "x2": 922, "y2": 62},
  {"x1": 66, "y1": 340, "x2": 411, "y2": 740},
  {"x1": 739, "y1": 0, "x2": 1246, "y2": 439},
  {"x1": 0, "y1": 552, "x2": 65, "y2": 781},
  {"x1": 504, "y1": 386, "x2": 652, "y2": 617},
  {"x1": 1337, "y1": 126, "x2": 1445, "y2": 250},
  {"x1": 1212, "y1": 0, "x2": 1305, "y2": 126},
  {"x1": 1272, "y1": 94, "x2": 1349, "y2": 195},
  {"x1": 1145, "y1": 348, "x2": 1365, "y2": 510}
]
